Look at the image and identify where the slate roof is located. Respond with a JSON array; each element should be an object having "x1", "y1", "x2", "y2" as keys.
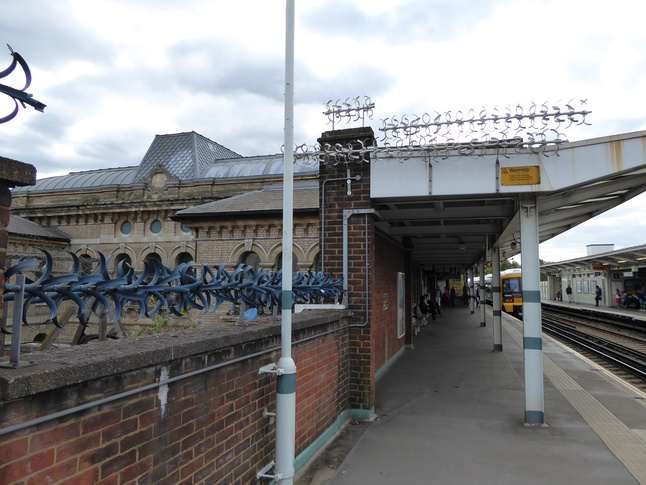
[
  {"x1": 7, "y1": 215, "x2": 71, "y2": 241},
  {"x1": 12, "y1": 132, "x2": 317, "y2": 194},
  {"x1": 11, "y1": 166, "x2": 138, "y2": 194},
  {"x1": 203, "y1": 154, "x2": 318, "y2": 179},
  {"x1": 174, "y1": 183, "x2": 319, "y2": 218},
  {"x1": 133, "y1": 131, "x2": 242, "y2": 182}
]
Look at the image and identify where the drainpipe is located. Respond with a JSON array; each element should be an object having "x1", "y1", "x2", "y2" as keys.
[
  {"x1": 321, "y1": 171, "x2": 361, "y2": 273},
  {"x1": 342, "y1": 208, "x2": 380, "y2": 297},
  {"x1": 347, "y1": 213, "x2": 372, "y2": 328}
]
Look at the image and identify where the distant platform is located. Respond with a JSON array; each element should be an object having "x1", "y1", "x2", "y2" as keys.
[{"x1": 542, "y1": 299, "x2": 646, "y2": 323}]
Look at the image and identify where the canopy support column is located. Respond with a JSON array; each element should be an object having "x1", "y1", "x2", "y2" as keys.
[
  {"x1": 519, "y1": 194, "x2": 544, "y2": 425},
  {"x1": 479, "y1": 258, "x2": 486, "y2": 327},
  {"x1": 491, "y1": 246, "x2": 502, "y2": 351}
]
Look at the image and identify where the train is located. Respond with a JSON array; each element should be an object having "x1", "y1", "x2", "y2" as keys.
[{"x1": 483, "y1": 269, "x2": 523, "y2": 316}]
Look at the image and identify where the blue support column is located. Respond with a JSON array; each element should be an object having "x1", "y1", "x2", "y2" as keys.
[{"x1": 519, "y1": 194, "x2": 545, "y2": 425}]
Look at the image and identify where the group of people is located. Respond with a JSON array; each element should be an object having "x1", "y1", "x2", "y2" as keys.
[
  {"x1": 418, "y1": 284, "x2": 482, "y2": 322},
  {"x1": 418, "y1": 288, "x2": 443, "y2": 322},
  {"x1": 561, "y1": 283, "x2": 646, "y2": 308},
  {"x1": 614, "y1": 286, "x2": 646, "y2": 308}
]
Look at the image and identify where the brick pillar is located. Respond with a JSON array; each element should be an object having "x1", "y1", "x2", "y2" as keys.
[
  {"x1": 0, "y1": 157, "x2": 36, "y2": 340},
  {"x1": 318, "y1": 127, "x2": 376, "y2": 415}
]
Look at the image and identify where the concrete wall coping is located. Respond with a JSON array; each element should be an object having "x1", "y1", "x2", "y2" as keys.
[{"x1": 0, "y1": 309, "x2": 351, "y2": 401}]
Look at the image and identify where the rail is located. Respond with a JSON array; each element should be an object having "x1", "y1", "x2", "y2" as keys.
[{"x1": 541, "y1": 307, "x2": 646, "y2": 384}]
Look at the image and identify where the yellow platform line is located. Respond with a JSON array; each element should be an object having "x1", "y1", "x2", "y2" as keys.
[{"x1": 504, "y1": 321, "x2": 646, "y2": 485}]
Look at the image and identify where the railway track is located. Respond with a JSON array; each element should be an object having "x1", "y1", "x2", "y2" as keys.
[{"x1": 541, "y1": 307, "x2": 646, "y2": 393}]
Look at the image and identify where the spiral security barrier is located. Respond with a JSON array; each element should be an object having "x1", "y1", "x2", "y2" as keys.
[
  {"x1": 2, "y1": 251, "x2": 344, "y2": 330},
  {"x1": 0, "y1": 44, "x2": 46, "y2": 123}
]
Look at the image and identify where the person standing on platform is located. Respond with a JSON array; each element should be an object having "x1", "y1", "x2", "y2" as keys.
[
  {"x1": 462, "y1": 283, "x2": 469, "y2": 307},
  {"x1": 615, "y1": 289, "x2": 622, "y2": 308},
  {"x1": 566, "y1": 284, "x2": 573, "y2": 303},
  {"x1": 433, "y1": 287, "x2": 443, "y2": 317},
  {"x1": 449, "y1": 287, "x2": 456, "y2": 307},
  {"x1": 594, "y1": 285, "x2": 602, "y2": 307},
  {"x1": 419, "y1": 293, "x2": 437, "y2": 322}
]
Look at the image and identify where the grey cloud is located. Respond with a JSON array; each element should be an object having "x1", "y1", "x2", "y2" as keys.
[
  {"x1": 2, "y1": 3, "x2": 111, "y2": 69},
  {"x1": 301, "y1": 0, "x2": 508, "y2": 45}
]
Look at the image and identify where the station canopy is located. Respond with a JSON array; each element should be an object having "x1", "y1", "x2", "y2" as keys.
[
  {"x1": 369, "y1": 130, "x2": 646, "y2": 271},
  {"x1": 540, "y1": 244, "x2": 646, "y2": 274}
]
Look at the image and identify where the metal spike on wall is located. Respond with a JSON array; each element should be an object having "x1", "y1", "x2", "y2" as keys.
[{"x1": 2, "y1": 250, "x2": 344, "y2": 329}]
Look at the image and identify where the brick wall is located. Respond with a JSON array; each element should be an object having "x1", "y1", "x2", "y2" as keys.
[
  {"x1": 318, "y1": 127, "x2": 409, "y2": 415},
  {"x1": 0, "y1": 310, "x2": 351, "y2": 485},
  {"x1": 372, "y1": 233, "x2": 408, "y2": 373}
]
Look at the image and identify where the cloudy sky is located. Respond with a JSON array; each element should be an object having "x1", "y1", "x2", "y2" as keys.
[{"x1": 1, "y1": 0, "x2": 645, "y2": 262}]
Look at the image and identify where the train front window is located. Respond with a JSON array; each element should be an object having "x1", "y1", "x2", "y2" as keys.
[{"x1": 504, "y1": 277, "x2": 521, "y2": 294}]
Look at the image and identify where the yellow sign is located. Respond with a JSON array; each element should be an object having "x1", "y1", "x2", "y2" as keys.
[
  {"x1": 591, "y1": 265, "x2": 606, "y2": 271},
  {"x1": 501, "y1": 166, "x2": 540, "y2": 186}
]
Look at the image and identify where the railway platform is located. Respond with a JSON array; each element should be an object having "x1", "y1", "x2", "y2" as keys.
[
  {"x1": 542, "y1": 298, "x2": 646, "y2": 322},
  {"x1": 312, "y1": 305, "x2": 646, "y2": 485}
]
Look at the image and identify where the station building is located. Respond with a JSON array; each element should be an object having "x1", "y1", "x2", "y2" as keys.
[
  {"x1": 7, "y1": 123, "x2": 646, "y2": 426},
  {"x1": 8, "y1": 132, "x2": 321, "y2": 327}
]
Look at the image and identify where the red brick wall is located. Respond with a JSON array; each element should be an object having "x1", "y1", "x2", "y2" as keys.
[
  {"x1": 318, "y1": 128, "x2": 377, "y2": 413},
  {"x1": 372, "y1": 233, "x2": 408, "y2": 373},
  {"x1": 317, "y1": 127, "x2": 410, "y2": 413},
  {"x1": 0, "y1": 313, "x2": 351, "y2": 485}
]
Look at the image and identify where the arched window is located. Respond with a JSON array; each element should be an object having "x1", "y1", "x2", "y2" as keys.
[
  {"x1": 276, "y1": 252, "x2": 298, "y2": 273},
  {"x1": 146, "y1": 253, "x2": 163, "y2": 280},
  {"x1": 79, "y1": 254, "x2": 93, "y2": 276},
  {"x1": 240, "y1": 251, "x2": 260, "y2": 271},
  {"x1": 175, "y1": 252, "x2": 194, "y2": 266},
  {"x1": 175, "y1": 252, "x2": 195, "y2": 276},
  {"x1": 311, "y1": 253, "x2": 321, "y2": 273},
  {"x1": 114, "y1": 253, "x2": 132, "y2": 275}
]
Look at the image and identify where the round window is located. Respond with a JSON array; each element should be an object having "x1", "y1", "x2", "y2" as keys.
[
  {"x1": 121, "y1": 221, "x2": 132, "y2": 235},
  {"x1": 150, "y1": 220, "x2": 163, "y2": 234}
]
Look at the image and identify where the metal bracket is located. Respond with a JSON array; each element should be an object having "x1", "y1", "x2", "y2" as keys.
[
  {"x1": 257, "y1": 461, "x2": 293, "y2": 481},
  {"x1": 259, "y1": 363, "x2": 284, "y2": 376},
  {"x1": 521, "y1": 205, "x2": 535, "y2": 218},
  {"x1": 256, "y1": 461, "x2": 276, "y2": 480}
]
